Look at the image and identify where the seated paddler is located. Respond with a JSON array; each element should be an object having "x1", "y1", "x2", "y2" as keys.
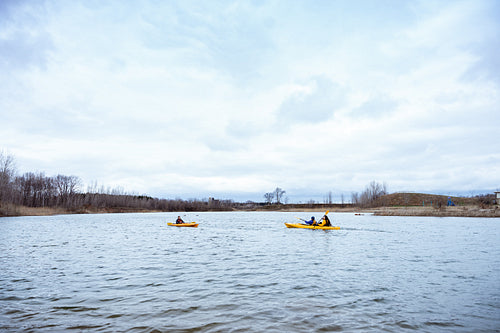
[
  {"x1": 305, "y1": 216, "x2": 316, "y2": 225},
  {"x1": 175, "y1": 216, "x2": 185, "y2": 224},
  {"x1": 317, "y1": 214, "x2": 332, "y2": 227}
]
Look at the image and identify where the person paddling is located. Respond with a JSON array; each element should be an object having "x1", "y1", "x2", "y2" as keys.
[
  {"x1": 175, "y1": 216, "x2": 185, "y2": 224},
  {"x1": 317, "y1": 214, "x2": 332, "y2": 227},
  {"x1": 305, "y1": 216, "x2": 316, "y2": 225}
]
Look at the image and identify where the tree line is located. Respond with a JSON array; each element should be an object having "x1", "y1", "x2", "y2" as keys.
[
  {"x1": 0, "y1": 152, "x2": 235, "y2": 216},
  {"x1": 9, "y1": 150, "x2": 489, "y2": 216},
  {"x1": 263, "y1": 182, "x2": 389, "y2": 208}
]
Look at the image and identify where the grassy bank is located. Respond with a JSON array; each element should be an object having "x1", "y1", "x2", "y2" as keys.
[
  {"x1": 0, "y1": 204, "x2": 162, "y2": 217},
  {"x1": 372, "y1": 206, "x2": 500, "y2": 218},
  {"x1": 264, "y1": 205, "x2": 500, "y2": 217},
  {"x1": 2, "y1": 200, "x2": 499, "y2": 218}
]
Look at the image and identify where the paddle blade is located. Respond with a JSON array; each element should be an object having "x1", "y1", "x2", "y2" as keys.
[{"x1": 325, "y1": 210, "x2": 330, "y2": 215}]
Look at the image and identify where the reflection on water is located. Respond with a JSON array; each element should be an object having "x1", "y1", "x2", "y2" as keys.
[{"x1": 1, "y1": 212, "x2": 499, "y2": 332}]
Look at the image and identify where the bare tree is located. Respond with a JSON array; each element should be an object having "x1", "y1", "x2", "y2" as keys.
[
  {"x1": 325, "y1": 191, "x2": 333, "y2": 204},
  {"x1": 366, "y1": 181, "x2": 387, "y2": 202},
  {"x1": 353, "y1": 181, "x2": 388, "y2": 207},
  {"x1": 264, "y1": 192, "x2": 274, "y2": 204},
  {"x1": 0, "y1": 151, "x2": 16, "y2": 203},
  {"x1": 15, "y1": 172, "x2": 50, "y2": 207},
  {"x1": 274, "y1": 187, "x2": 286, "y2": 204},
  {"x1": 351, "y1": 192, "x2": 359, "y2": 206},
  {"x1": 54, "y1": 174, "x2": 82, "y2": 207}
]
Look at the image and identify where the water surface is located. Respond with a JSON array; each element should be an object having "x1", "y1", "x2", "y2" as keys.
[{"x1": 1, "y1": 212, "x2": 499, "y2": 332}]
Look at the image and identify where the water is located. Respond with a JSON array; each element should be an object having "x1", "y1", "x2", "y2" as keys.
[{"x1": 1, "y1": 212, "x2": 499, "y2": 332}]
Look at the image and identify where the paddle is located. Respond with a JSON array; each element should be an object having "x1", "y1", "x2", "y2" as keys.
[{"x1": 294, "y1": 216, "x2": 310, "y2": 226}]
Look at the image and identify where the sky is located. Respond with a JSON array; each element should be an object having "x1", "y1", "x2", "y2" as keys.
[{"x1": 1, "y1": 0, "x2": 499, "y2": 203}]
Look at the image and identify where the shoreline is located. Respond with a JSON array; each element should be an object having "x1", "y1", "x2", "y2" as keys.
[
  {"x1": 1, "y1": 204, "x2": 499, "y2": 218},
  {"x1": 372, "y1": 206, "x2": 500, "y2": 218},
  {"x1": 254, "y1": 205, "x2": 500, "y2": 217}
]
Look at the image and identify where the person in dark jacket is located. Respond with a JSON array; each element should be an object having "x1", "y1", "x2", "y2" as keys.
[
  {"x1": 175, "y1": 216, "x2": 184, "y2": 224},
  {"x1": 317, "y1": 214, "x2": 332, "y2": 227}
]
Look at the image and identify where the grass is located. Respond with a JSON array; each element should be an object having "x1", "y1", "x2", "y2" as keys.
[{"x1": 372, "y1": 206, "x2": 500, "y2": 217}]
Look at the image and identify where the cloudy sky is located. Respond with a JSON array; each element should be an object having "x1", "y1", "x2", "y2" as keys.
[{"x1": 1, "y1": 0, "x2": 499, "y2": 202}]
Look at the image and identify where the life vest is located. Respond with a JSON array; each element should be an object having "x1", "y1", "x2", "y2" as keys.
[{"x1": 318, "y1": 216, "x2": 332, "y2": 227}]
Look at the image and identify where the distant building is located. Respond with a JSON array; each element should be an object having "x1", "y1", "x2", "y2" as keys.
[
  {"x1": 208, "y1": 197, "x2": 220, "y2": 207},
  {"x1": 495, "y1": 192, "x2": 500, "y2": 204}
]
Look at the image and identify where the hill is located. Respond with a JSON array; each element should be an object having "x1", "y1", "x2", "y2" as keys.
[
  {"x1": 373, "y1": 192, "x2": 476, "y2": 207},
  {"x1": 370, "y1": 192, "x2": 499, "y2": 217}
]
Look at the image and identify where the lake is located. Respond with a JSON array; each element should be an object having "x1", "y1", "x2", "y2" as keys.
[{"x1": 1, "y1": 212, "x2": 499, "y2": 332}]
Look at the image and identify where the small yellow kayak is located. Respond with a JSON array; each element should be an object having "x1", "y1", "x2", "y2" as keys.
[
  {"x1": 167, "y1": 222, "x2": 198, "y2": 228},
  {"x1": 285, "y1": 223, "x2": 340, "y2": 230}
]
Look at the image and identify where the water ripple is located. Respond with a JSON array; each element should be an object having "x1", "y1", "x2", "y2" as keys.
[{"x1": 1, "y1": 212, "x2": 499, "y2": 332}]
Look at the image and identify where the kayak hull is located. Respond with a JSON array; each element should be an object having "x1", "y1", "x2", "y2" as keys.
[
  {"x1": 285, "y1": 223, "x2": 340, "y2": 230},
  {"x1": 167, "y1": 222, "x2": 198, "y2": 228}
]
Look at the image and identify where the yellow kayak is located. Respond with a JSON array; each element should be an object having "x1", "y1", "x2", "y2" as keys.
[
  {"x1": 285, "y1": 223, "x2": 340, "y2": 230},
  {"x1": 167, "y1": 222, "x2": 198, "y2": 228}
]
